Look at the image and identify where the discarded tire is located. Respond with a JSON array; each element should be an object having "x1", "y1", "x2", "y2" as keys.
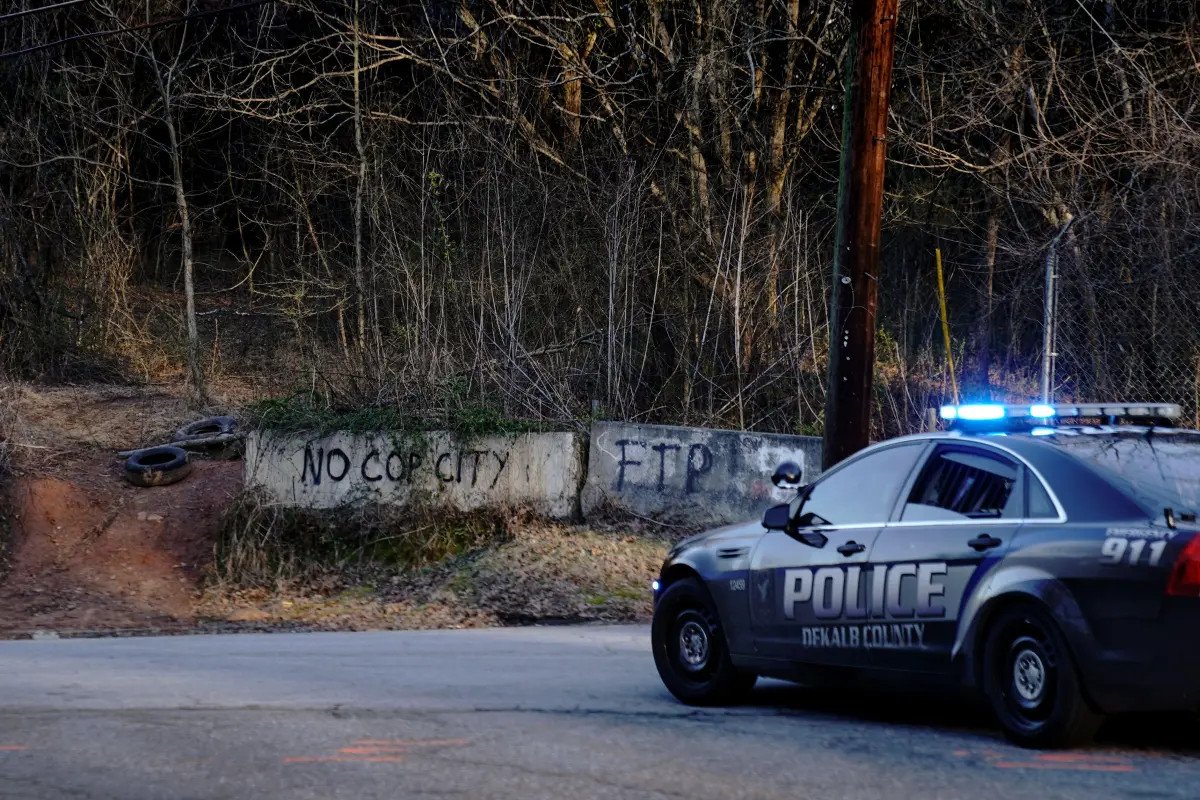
[
  {"x1": 124, "y1": 446, "x2": 192, "y2": 487},
  {"x1": 175, "y1": 415, "x2": 237, "y2": 442}
]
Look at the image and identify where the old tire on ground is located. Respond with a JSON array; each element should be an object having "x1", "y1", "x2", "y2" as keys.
[
  {"x1": 124, "y1": 446, "x2": 192, "y2": 487},
  {"x1": 175, "y1": 415, "x2": 237, "y2": 441},
  {"x1": 652, "y1": 577, "x2": 756, "y2": 706},
  {"x1": 982, "y1": 604, "x2": 1103, "y2": 748}
]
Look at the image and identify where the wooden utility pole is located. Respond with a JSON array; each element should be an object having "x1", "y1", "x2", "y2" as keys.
[{"x1": 822, "y1": 0, "x2": 900, "y2": 470}]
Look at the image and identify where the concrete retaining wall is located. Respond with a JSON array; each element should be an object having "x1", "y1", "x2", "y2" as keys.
[
  {"x1": 245, "y1": 422, "x2": 823, "y2": 526},
  {"x1": 581, "y1": 422, "x2": 823, "y2": 524},
  {"x1": 244, "y1": 430, "x2": 585, "y2": 518}
]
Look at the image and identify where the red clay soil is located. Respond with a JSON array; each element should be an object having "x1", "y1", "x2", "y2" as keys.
[
  {"x1": 1, "y1": 457, "x2": 240, "y2": 635},
  {"x1": 0, "y1": 383, "x2": 245, "y2": 635}
]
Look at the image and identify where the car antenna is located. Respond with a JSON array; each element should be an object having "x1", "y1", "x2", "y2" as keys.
[{"x1": 1165, "y1": 507, "x2": 1177, "y2": 529}]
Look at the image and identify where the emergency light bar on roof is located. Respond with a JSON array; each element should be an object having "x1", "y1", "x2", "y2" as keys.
[{"x1": 939, "y1": 402, "x2": 1182, "y2": 429}]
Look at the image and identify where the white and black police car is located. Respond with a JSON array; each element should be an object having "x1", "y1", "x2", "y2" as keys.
[{"x1": 651, "y1": 401, "x2": 1200, "y2": 747}]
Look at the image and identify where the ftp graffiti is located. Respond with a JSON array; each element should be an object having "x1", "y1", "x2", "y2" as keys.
[{"x1": 612, "y1": 439, "x2": 716, "y2": 493}]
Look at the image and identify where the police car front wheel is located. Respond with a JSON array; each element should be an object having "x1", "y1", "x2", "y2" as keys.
[
  {"x1": 982, "y1": 605, "x2": 1102, "y2": 748},
  {"x1": 652, "y1": 578, "x2": 756, "y2": 706}
]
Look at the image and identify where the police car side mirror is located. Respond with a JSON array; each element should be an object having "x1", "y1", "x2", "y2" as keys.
[
  {"x1": 762, "y1": 503, "x2": 793, "y2": 532},
  {"x1": 771, "y1": 461, "x2": 803, "y2": 489},
  {"x1": 763, "y1": 503, "x2": 828, "y2": 548}
]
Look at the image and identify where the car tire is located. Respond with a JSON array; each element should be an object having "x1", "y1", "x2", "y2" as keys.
[
  {"x1": 175, "y1": 415, "x2": 237, "y2": 442},
  {"x1": 124, "y1": 446, "x2": 193, "y2": 487},
  {"x1": 982, "y1": 604, "x2": 1102, "y2": 748},
  {"x1": 652, "y1": 577, "x2": 756, "y2": 706}
]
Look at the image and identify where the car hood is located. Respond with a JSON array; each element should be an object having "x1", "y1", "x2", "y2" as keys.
[{"x1": 670, "y1": 518, "x2": 764, "y2": 557}]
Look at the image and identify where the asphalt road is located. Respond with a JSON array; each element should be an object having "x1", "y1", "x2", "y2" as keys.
[{"x1": 1, "y1": 625, "x2": 1198, "y2": 800}]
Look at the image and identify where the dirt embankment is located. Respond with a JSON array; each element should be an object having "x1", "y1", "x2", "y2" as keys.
[
  {"x1": 3, "y1": 466, "x2": 238, "y2": 633},
  {"x1": 0, "y1": 384, "x2": 242, "y2": 635}
]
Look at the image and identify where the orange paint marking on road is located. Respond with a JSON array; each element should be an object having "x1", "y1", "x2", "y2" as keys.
[
  {"x1": 0, "y1": 746, "x2": 27, "y2": 752},
  {"x1": 284, "y1": 755, "x2": 408, "y2": 764},
  {"x1": 956, "y1": 747, "x2": 1136, "y2": 774},
  {"x1": 1034, "y1": 752, "x2": 1128, "y2": 764},
  {"x1": 351, "y1": 739, "x2": 470, "y2": 748},
  {"x1": 992, "y1": 760, "x2": 1135, "y2": 773},
  {"x1": 284, "y1": 737, "x2": 470, "y2": 765}
]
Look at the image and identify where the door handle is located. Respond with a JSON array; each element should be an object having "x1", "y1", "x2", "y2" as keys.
[
  {"x1": 837, "y1": 541, "x2": 866, "y2": 556},
  {"x1": 968, "y1": 534, "x2": 1002, "y2": 551}
]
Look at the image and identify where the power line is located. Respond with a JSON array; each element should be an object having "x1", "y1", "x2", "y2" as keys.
[
  {"x1": 0, "y1": 0, "x2": 273, "y2": 60},
  {"x1": 0, "y1": 0, "x2": 85, "y2": 23}
]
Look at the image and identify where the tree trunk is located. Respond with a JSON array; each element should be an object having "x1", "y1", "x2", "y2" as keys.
[
  {"x1": 162, "y1": 89, "x2": 206, "y2": 405},
  {"x1": 972, "y1": 209, "x2": 998, "y2": 397},
  {"x1": 352, "y1": 0, "x2": 368, "y2": 355}
]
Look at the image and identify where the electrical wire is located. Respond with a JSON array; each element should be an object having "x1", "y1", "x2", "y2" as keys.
[
  {"x1": 0, "y1": 0, "x2": 85, "y2": 23},
  {"x1": 0, "y1": 0, "x2": 272, "y2": 60}
]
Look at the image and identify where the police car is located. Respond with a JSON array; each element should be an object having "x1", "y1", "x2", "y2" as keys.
[{"x1": 651, "y1": 402, "x2": 1200, "y2": 747}]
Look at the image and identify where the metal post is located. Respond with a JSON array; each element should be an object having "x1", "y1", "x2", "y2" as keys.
[
  {"x1": 822, "y1": 0, "x2": 901, "y2": 470},
  {"x1": 1040, "y1": 218, "x2": 1074, "y2": 403},
  {"x1": 1039, "y1": 248, "x2": 1056, "y2": 403}
]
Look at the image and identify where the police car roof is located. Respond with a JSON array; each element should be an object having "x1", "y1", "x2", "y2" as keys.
[{"x1": 880, "y1": 426, "x2": 1200, "y2": 522}]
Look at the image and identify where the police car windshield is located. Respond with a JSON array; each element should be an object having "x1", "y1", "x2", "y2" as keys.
[{"x1": 1047, "y1": 429, "x2": 1200, "y2": 516}]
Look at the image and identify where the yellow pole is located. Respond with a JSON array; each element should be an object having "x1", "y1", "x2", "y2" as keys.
[{"x1": 935, "y1": 247, "x2": 959, "y2": 404}]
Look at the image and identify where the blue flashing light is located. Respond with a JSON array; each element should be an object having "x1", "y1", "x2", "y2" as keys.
[
  {"x1": 936, "y1": 401, "x2": 1181, "y2": 428},
  {"x1": 1030, "y1": 427, "x2": 1056, "y2": 437},
  {"x1": 651, "y1": 580, "x2": 661, "y2": 593},
  {"x1": 956, "y1": 404, "x2": 1006, "y2": 421}
]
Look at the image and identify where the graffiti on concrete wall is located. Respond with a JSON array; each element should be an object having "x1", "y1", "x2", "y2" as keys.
[
  {"x1": 584, "y1": 422, "x2": 823, "y2": 523},
  {"x1": 246, "y1": 430, "x2": 586, "y2": 518},
  {"x1": 299, "y1": 445, "x2": 511, "y2": 489},
  {"x1": 611, "y1": 439, "x2": 716, "y2": 494},
  {"x1": 247, "y1": 425, "x2": 815, "y2": 524}
]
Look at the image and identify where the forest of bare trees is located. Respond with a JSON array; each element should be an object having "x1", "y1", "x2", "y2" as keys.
[{"x1": 1, "y1": 0, "x2": 1198, "y2": 435}]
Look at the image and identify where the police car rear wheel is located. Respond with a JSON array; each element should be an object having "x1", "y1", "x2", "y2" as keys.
[
  {"x1": 1011, "y1": 640, "x2": 1047, "y2": 708},
  {"x1": 983, "y1": 606, "x2": 1102, "y2": 748},
  {"x1": 652, "y1": 578, "x2": 756, "y2": 706}
]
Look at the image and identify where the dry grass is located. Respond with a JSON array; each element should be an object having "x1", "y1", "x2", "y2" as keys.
[
  {"x1": 423, "y1": 521, "x2": 667, "y2": 623},
  {"x1": 212, "y1": 490, "x2": 510, "y2": 590},
  {"x1": 0, "y1": 381, "x2": 265, "y2": 480},
  {"x1": 202, "y1": 492, "x2": 670, "y2": 629}
]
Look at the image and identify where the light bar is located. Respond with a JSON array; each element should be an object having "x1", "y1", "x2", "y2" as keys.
[
  {"x1": 939, "y1": 402, "x2": 1182, "y2": 424},
  {"x1": 1051, "y1": 403, "x2": 1181, "y2": 419},
  {"x1": 959, "y1": 404, "x2": 1005, "y2": 421},
  {"x1": 939, "y1": 404, "x2": 1007, "y2": 421}
]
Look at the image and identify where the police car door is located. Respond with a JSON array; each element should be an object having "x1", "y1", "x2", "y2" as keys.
[
  {"x1": 868, "y1": 443, "x2": 1022, "y2": 673},
  {"x1": 748, "y1": 443, "x2": 929, "y2": 666}
]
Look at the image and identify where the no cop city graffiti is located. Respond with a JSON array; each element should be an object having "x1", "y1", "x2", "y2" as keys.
[{"x1": 300, "y1": 445, "x2": 511, "y2": 488}]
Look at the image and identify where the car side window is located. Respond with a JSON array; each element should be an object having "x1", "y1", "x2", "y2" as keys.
[
  {"x1": 901, "y1": 446, "x2": 1021, "y2": 521},
  {"x1": 793, "y1": 444, "x2": 926, "y2": 527},
  {"x1": 1027, "y1": 473, "x2": 1058, "y2": 519}
]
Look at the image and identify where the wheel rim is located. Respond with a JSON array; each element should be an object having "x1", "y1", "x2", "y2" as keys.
[
  {"x1": 1012, "y1": 647, "x2": 1046, "y2": 706},
  {"x1": 678, "y1": 620, "x2": 710, "y2": 671},
  {"x1": 1000, "y1": 631, "x2": 1057, "y2": 728},
  {"x1": 669, "y1": 609, "x2": 717, "y2": 680}
]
